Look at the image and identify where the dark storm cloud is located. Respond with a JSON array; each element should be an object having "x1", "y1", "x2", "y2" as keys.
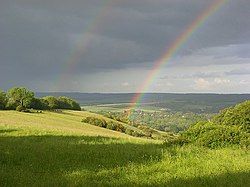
[{"x1": 0, "y1": 0, "x2": 250, "y2": 90}]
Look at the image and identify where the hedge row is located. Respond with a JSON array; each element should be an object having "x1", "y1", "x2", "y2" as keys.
[{"x1": 82, "y1": 117, "x2": 144, "y2": 137}]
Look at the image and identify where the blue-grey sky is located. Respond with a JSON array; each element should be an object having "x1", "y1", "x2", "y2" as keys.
[{"x1": 0, "y1": 0, "x2": 249, "y2": 93}]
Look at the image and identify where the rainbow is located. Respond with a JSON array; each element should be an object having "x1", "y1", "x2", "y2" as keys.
[
  {"x1": 57, "y1": 0, "x2": 116, "y2": 89},
  {"x1": 129, "y1": 0, "x2": 228, "y2": 110}
]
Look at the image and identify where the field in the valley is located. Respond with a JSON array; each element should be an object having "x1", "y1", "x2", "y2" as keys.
[{"x1": 0, "y1": 110, "x2": 249, "y2": 186}]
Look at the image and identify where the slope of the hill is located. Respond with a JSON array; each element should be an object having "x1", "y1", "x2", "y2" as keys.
[
  {"x1": 0, "y1": 110, "x2": 249, "y2": 186},
  {"x1": 0, "y1": 110, "x2": 146, "y2": 139}
]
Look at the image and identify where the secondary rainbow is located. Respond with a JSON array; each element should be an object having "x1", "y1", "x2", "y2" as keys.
[
  {"x1": 129, "y1": 0, "x2": 228, "y2": 110},
  {"x1": 57, "y1": 0, "x2": 116, "y2": 89}
]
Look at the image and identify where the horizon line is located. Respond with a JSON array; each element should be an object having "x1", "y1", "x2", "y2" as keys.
[{"x1": 35, "y1": 92, "x2": 250, "y2": 95}]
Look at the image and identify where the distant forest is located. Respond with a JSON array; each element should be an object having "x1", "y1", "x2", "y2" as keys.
[{"x1": 37, "y1": 92, "x2": 250, "y2": 113}]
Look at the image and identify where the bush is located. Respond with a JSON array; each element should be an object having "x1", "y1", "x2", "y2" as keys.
[
  {"x1": 30, "y1": 98, "x2": 49, "y2": 110},
  {"x1": 82, "y1": 117, "x2": 107, "y2": 128},
  {"x1": 183, "y1": 122, "x2": 249, "y2": 148},
  {"x1": 115, "y1": 123, "x2": 126, "y2": 133},
  {"x1": 15, "y1": 105, "x2": 31, "y2": 112},
  {"x1": 106, "y1": 121, "x2": 118, "y2": 130},
  {"x1": 16, "y1": 105, "x2": 25, "y2": 112},
  {"x1": 58, "y1": 96, "x2": 81, "y2": 111},
  {"x1": 212, "y1": 100, "x2": 250, "y2": 132},
  {"x1": 42, "y1": 96, "x2": 60, "y2": 109},
  {"x1": 138, "y1": 125, "x2": 153, "y2": 138},
  {"x1": 132, "y1": 131, "x2": 144, "y2": 137},
  {"x1": 180, "y1": 101, "x2": 250, "y2": 148},
  {"x1": 125, "y1": 129, "x2": 133, "y2": 136},
  {"x1": 163, "y1": 136, "x2": 189, "y2": 147},
  {"x1": 124, "y1": 128, "x2": 144, "y2": 137}
]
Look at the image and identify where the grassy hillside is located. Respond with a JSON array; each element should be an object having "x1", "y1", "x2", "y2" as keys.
[
  {"x1": 0, "y1": 110, "x2": 143, "y2": 139},
  {"x1": 0, "y1": 110, "x2": 249, "y2": 186}
]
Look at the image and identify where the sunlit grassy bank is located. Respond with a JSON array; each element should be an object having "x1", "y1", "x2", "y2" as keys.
[
  {"x1": 0, "y1": 110, "x2": 139, "y2": 138},
  {"x1": 0, "y1": 111, "x2": 249, "y2": 186}
]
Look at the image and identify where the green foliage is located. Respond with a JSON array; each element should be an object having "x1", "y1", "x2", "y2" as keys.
[
  {"x1": 42, "y1": 96, "x2": 60, "y2": 109},
  {"x1": 82, "y1": 116, "x2": 144, "y2": 136},
  {"x1": 106, "y1": 121, "x2": 118, "y2": 130},
  {"x1": 82, "y1": 117, "x2": 107, "y2": 128},
  {"x1": 115, "y1": 123, "x2": 126, "y2": 133},
  {"x1": 137, "y1": 125, "x2": 156, "y2": 138},
  {"x1": 124, "y1": 128, "x2": 143, "y2": 137},
  {"x1": 182, "y1": 101, "x2": 250, "y2": 148},
  {"x1": 30, "y1": 98, "x2": 49, "y2": 110},
  {"x1": 163, "y1": 135, "x2": 189, "y2": 147},
  {"x1": 0, "y1": 90, "x2": 7, "y2": 110},
  {"x1": 7, "y1": 87, "x2": 34, "y2": 109},
  {"x1": 183, "y1": 122, "x2": 249, "y2": 148},
  {"x1": 125, "y1": 128, "x2": 133, "y2": 136},
  {"x1": 58, "y1": 96, "x2": 81, "y2": 111},
  {"x1": 0, "y1": 87, "x2": 82, "y2": 111},
  {"x1": 42, "y1": 96, "x2": 81, "y2": 110},
  {"x1": 15, "y1": 105, "x2": 26, "y2": 112},
  {"x1": 212, "y1": 100, "x2": 250, "y2": 132},
  {"x1": 131, "y1": 130, "x2": 143, "y2": 137}
]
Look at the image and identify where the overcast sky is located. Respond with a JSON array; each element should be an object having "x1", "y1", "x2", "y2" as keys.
[{"x1": 0, "y1": 0, "x2": 249, "y2": 93}]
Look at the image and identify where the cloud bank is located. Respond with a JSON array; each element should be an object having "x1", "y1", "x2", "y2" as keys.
[{"x1": 0, "y1": 0, "x2": 249, "y2": 92}]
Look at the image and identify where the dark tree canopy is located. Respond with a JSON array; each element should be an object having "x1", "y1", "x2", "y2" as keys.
[
  {"x1": 7, "y1": 87, "x2": 34, "y2": 109},
  {"x1": 42, "y1": 96, "x2": 81, "y2": 110},
  {"x1": 42, "y1": 96, "x2": 60, "y2": 109},
  {"x1": 0, "y1": 90, "x2": 7, "y2": 109},
  {"x1": 58, "y1": 96, "x2": 81, "y2": 111}
]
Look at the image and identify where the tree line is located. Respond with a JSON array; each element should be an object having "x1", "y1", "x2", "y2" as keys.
[{"x1": 0, "y1": 87, "x2": 81, "y2": 111}]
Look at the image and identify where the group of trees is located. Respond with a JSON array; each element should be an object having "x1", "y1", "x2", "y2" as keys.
[{"x1": 0, "y1": 87, "x2": 81, "y2": 111}]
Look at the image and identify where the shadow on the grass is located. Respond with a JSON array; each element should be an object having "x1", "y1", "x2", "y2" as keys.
[
  {"x1": 0, "y1": 135, "x2": 249, "y2": 186},
  {"x1": 0, "y1": 129, "x2": 18, "y2": 133},
  {"x1": 0, "y1": 135, "x2": 163, "y2": 170},
  {"x1": 0, "y1": 135, "x2": 163, "y2": 185}
]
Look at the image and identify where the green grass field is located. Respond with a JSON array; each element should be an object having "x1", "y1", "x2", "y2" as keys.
[
  {"x1": 83, "y1": 103, "x2": 161, "y2": 113},
  {"x1": 0, "y1": 111, "x2": 249, "y2": 186}
]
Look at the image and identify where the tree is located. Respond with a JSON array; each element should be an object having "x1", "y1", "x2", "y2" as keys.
[
  {"x1": 30, "y1": 98, "x2": 49, "y2": 110},
  {"x1": 58, "y1": 96, "x2": 81, "y2": 110},
  {"x1": 7, "y1": 87, "x2": 34, "y2": 109},
  {"x1": 0, "y1": 90, "x2": 7, "y2": 110},
  {"x1": 57, "y1": 96, "x2": 72, "y2": 109},
  {"x1": 70, "y1": 100, "x2": 81, "y2": 110},
  {"x1": 42, "y1": 96, "x2": 60, "y2": 109}
]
